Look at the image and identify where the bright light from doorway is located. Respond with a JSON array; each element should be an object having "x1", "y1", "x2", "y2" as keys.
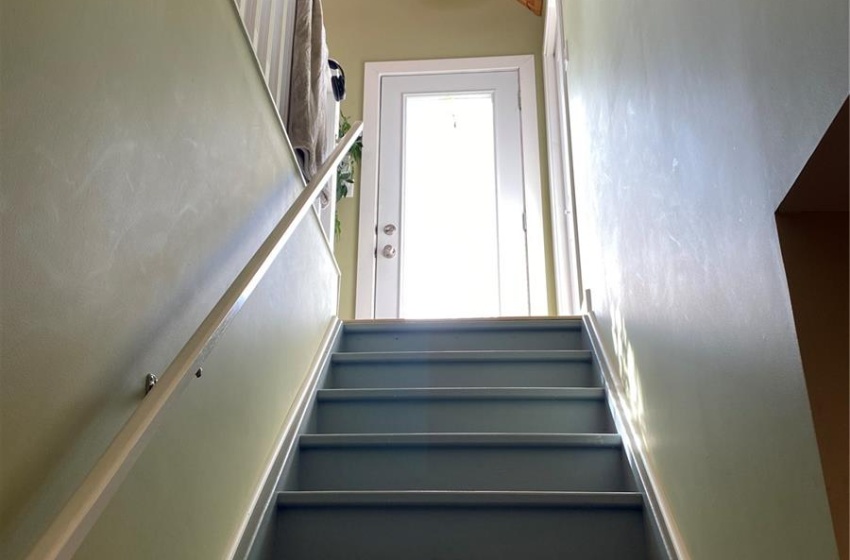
[{"x1": 399, "y1": 92, "x2": 501, "y2": 319}]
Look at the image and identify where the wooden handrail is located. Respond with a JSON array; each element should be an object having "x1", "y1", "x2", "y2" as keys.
[{"x1": 25, "y1": 122, "x2": 363, "y2": 560}]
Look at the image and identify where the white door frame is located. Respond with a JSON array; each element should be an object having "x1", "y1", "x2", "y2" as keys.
[
  {"x1": 355, "y1": 55, "x2": 547, "y2": 319},
  {"x1": 542, "y1": 0, "x2": 582, "y2": 314}
]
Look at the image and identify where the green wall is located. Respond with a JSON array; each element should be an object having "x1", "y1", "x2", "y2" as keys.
[
  {"x1": 322, "y1": 0, "x2": 555, "y2": 319},
  {"x1": 561, "y1": 0, "x2": 847, "y2": 557},
  {"x1": 0, "y1": 0, "x2": 337, "y2": 557}
]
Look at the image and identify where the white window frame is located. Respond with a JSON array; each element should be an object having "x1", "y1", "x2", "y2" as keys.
[{"x1": 355, "y1": 55, "x2": 547, "y2": 319}]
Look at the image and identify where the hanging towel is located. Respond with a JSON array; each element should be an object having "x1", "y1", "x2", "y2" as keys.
[{"x1": 287, "y1": 0, "x2": 329, "y2": 181}]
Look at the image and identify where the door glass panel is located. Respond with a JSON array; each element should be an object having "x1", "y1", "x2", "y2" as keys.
[{"x1": 399, "y1": 92, "x2": 500, "y2": 319}]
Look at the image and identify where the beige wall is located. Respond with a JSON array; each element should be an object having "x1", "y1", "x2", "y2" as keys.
[
  {"x1": 1, "y1": 0, "x2": 336, "y2": 558},
  {"x1": 561, "y1": 0, "x2": 847, "y2": 557},
  {"x1": 322, "y1": 0, "x2": 554, "y2": 319}
]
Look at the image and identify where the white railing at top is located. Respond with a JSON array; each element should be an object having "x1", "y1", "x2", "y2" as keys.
[
  {"x1": 25, "y1": 121, "x2": 363, "y2": 560},
  {"x1": 236, "y1": 0, "x2": 296, "y2": 121}
]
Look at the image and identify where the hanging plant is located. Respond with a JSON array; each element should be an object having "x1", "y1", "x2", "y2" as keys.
[{"x1": 335, "y1": 113, "x2": 363, "y2": 238}]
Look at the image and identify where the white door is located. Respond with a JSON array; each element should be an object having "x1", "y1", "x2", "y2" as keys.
[{"x1": 374, "y1": 70, "x2": 530, "y2": 319}]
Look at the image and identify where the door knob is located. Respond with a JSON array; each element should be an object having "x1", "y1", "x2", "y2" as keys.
[
  {"x1": 382, "y1": 245, "x2": 397, "y2": 259},
  {"x1": 383, "y1": 224, "x2": 397, "y2": 236}
]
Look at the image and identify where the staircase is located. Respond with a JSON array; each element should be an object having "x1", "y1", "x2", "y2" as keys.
[{"x1": 266, "y1": 318, "x2": 653, "y2": 559}]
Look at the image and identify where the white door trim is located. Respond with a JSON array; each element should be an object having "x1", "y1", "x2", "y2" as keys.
[
  {"x1": 542, "y1": 0, "x2": 582, "y2": 314},
  {"x1": 355, "y1": 55, "x2": 546, "y2": 319}
]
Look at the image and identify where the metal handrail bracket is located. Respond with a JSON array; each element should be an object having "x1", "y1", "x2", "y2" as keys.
[{"x1": 26, "y1": 122, "x2": 363, "y2": 560}]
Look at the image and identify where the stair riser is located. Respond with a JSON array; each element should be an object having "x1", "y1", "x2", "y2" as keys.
[
  {"x1": 316, "y1": 400, "x2": 615, "y2": 434},
  {"x1": 297, "y1": 446, "x2": 636, "y2": 492},
  {"x1": 340, "y1": 329, "x2": 585, "y2": 352},
  {"x1": 275, "y1": 506, "x2": 647, "y2": 559},
  {"x1": 329, "y1": 360, "x2": 598, "y2": 389}
]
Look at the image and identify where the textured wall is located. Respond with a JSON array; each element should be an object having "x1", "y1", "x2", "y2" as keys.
[
  {"x1": 322, "y1": 0, "x2": 554, "y2": 319},
  {"x1": 0, "y1": 0, "x2": 338, "y2": 557},
  {"x1": 561, "y1": 0, "x2": 847, "y2": 557}
]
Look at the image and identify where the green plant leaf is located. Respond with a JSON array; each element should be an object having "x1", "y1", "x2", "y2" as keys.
[{"x1": 334, "y1": 113, "x2": 365, "y2": 240}]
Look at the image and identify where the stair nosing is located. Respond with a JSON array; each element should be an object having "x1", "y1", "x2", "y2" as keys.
[
  {"x1": 276, "y1": 490, "x2": 643, "y2": 509},
  {"x1": 299, "y1": 433, "x2": 622, "y2": 448},
  {"x1": 316, "y1": 387, "x2": 606, "y2": 401},
  {"x1": 331, "y1": 349, "x2": 593, "y2": 363}
]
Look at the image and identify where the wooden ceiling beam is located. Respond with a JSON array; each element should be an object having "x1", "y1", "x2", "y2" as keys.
[{"x1": 516, "y1": 0, "x2": 544, "y2": 17}]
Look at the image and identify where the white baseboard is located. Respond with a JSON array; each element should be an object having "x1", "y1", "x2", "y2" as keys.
[
  {"x1": 582, "y1": 312, "x2": 688, "y2": 560},
  {"x1": 226, "y1": 317, "x2": 343, "y2": 559}
]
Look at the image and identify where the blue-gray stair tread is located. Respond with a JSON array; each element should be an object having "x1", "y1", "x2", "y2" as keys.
[
  {"x1": 277, "y1": 490, "x2": 643, "y2": 508},
  {"x1": 331, "y1": 349, "x2": 592, "y2": 362},
  {"x1": 340, "y1": 319, "x2": 586, "y2": 352},
  {"x1": 342, "y1": 318, "x2": 583, "y2": 333},
  {"x1": 299, "y1": 433, "x2": 621, "y2": 448},
  {"x1": 274, "y1": 493, "x2": 648, "y2": 559},
  {"x1": 316, "y1": 387, "x2": 605, "y2": 401},
  {"x1": 273, "y1": 491, "x2": 648, "y2": 560},
  {"x1": 328, "y1": 350, "x2": 598, "y2": 389},
  {"x1": 315, "y1": 388, "x2": 615, "y2": 433},
  {"x1": 295, "y1": 434, "x2": 637, "y2": 492}
]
